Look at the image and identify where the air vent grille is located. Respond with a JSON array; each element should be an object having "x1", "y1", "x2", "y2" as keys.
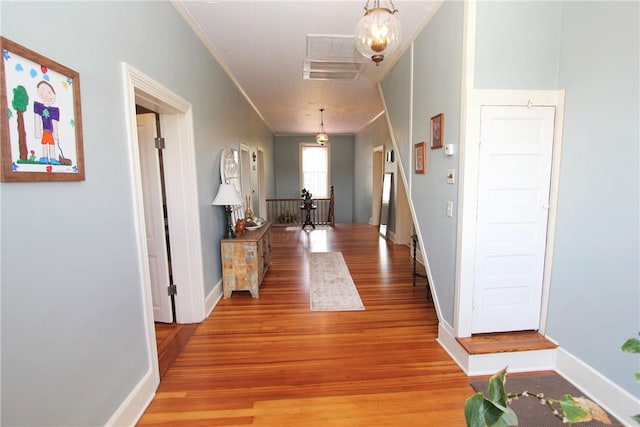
[{"x1": 303, "y1": 34, "x2": 366, "y2": 80}]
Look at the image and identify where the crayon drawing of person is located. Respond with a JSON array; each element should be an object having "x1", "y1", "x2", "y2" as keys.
[{"x1": 33, "y1": 80, "x2": 60, "y2": 165}]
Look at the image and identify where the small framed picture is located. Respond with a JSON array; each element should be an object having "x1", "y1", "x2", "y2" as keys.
[
  {"x1": 430, "y1": 113, "x2": 444, "y2": 149},
  {"x1": 0, "y1": 37, "x2": 85, "y2": 182},
  {"x1": 414, "y1": 142, "x2": 426, "y2": 174}
]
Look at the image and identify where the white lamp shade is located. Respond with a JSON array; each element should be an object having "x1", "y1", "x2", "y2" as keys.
[{"x1": 212, "y1": 183, "x2": 243, "y2": 206}]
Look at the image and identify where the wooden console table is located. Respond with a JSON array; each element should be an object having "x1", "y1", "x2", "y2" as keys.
[{"x1": 221, "y1": 221, "x2": 272, "y2": 298}]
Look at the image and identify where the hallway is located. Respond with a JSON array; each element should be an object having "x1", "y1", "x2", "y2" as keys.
[{"x1": 138, "y1": 224, "x2": 472, "y2": 425}]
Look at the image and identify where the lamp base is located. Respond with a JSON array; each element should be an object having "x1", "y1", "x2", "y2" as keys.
[{"x1": 224, "y1": 206, "x2": 236, "y2": 239}]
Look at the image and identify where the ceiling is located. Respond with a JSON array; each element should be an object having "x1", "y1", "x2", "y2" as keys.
[{"x1": 176, "y1": 1, "x2": 438, "y2": 136}]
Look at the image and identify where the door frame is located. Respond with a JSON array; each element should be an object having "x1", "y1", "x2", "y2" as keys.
[
  {"x1": 257, "y1": 147, "x2": 266, "y2": 218},
  {"x1": 454, "y1": 89, "x2": 565, "y2": 338},
  {"x1": 370, "y1": 145, "x2": 384, "y2": 225},
  {"x1": 121, "y1": 63, "x2": 206, "y2": 379}
]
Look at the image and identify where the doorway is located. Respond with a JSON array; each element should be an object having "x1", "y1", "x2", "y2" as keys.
[
  {"x1": 122, "y1": 64, "x2": 206, "y2": 394},
  {"x1": 370, "y1": 146, "x2": 384, "y2": 226}
]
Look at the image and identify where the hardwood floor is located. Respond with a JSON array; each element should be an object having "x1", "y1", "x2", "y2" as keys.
[
  {"x1": 138, "y1": 224, "x2": 473, "y2": 426},
  {"x1": 155, "y1": 322, "x2": 198, "y2": 379}
]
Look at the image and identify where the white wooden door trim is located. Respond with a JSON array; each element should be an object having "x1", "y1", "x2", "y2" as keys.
[
  {"x1": 118, "y1": 64, "x2": 207, "y2": 424},
  {"x1": 454, "y1": 89, "x2": 565, "y2": 338},
  {"x1": 123, "y1": 65, "x2": 205, "y2": 325}
]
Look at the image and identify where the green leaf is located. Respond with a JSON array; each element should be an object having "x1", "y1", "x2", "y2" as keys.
[
  {"x1": 465, "y1": 393, "x2": 489, "y2": 427},
  {"x1": 622, "y1": 338, "x2": 640, "y2": 354},
  {"x1": 487, "y1": 367, "x2": 509, "y2": 407},
  {"x1": 484, "y1": 401, "x2": 518, "y2": 427},
  {"x1": 558, "y1": 395, "x2": 588, "y2": 423},
  {"x1": 464, "y1": 393, "x2": 518, "y2": 427},
  {"x1": 632, "y1": 413, "x2": 640, "y2": 424},
  {"x1": 635, "y1": 372, "x2": 640, "y2": 383}
]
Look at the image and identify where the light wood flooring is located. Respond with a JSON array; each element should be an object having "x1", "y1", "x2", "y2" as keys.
[{"x1": 140, "y1": 224, "x2": 474, "y2": 426}]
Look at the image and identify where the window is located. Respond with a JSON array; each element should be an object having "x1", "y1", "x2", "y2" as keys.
[{"x1": 300, "y1": 144, "x2": 329, "y2": 198}]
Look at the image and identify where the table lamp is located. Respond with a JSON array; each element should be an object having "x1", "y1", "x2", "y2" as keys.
[{"x1": 212, "y1": 183, "x2": 243, "y2": 238}]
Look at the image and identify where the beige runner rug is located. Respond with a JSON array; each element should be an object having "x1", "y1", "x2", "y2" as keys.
[{"x1": 308, "y1": 252, "x2": 365, "y2": 311}]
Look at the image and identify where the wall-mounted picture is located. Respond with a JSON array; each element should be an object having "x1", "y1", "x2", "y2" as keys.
[
  {"x1": 430, "y1": 113, "x2": 444, "y2": 149},
  {"x1": 1, "y1": 37, "x2": 84, "y2": 182},
  {"x1": 414, "y1": 142, "x2": 426, "y2": 174}
]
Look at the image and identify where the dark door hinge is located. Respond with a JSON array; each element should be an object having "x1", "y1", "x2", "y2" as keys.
[
  {"x1": 155, "y1": 137, "x2": 165, "y2": 150},
  {"x1": 167, "y1": 284, "x2": 177, "y2": 296}
]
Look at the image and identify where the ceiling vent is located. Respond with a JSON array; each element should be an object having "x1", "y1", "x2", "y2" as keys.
[{"x1": 303, "y1": 35, "x2": 367, "y2": 80}]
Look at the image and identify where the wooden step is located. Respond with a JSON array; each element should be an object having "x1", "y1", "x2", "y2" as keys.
[{"x1": 457, "y1": 331, "x2": 558, "y2": 355}]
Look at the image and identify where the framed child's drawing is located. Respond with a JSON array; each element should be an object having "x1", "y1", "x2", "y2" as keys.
[{"x1": 1, "y1": 37, "x2": 84, "y2": 182}]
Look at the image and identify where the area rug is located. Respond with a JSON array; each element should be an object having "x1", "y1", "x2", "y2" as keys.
[
  {"x1": 286, "y1": 225, "x2": 332, "y2": 231},
  {"x1": 470, "y1": 373, "x2": 622, "y2": 426},
  {"x1": 308, "y1": 251, "x2": 365, "y2": 311}
]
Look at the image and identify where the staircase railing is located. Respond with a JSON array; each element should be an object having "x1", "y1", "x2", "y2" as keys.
[{"x1": 266, "y1": 185, "x2": 335, "y2": 227}]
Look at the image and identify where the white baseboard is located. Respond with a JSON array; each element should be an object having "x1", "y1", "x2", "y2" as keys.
[
  {"x1": 555, "y1": 347, "x2": 639, "y2": 426},
  {"x1": 439, "y1": 323, "x2": 639, "y2": 426},
  {"x1": 205, "y1": 280, "x2": 223, "y2": 318},
  {"x1": 105, "y1": 368, "x2": 158, "y2": 427},
  {"x1": 437, "y1": 321, "x2": 471, "y2": 374},
  {"x1": 467, "y1": 349, "x2": 555, "y2": 376}
]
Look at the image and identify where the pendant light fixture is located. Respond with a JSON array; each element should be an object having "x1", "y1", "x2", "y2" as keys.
[
  {"x1": 354, "y1": 0, "x2": 401, "y2": 66},
  {"x1": 316, "y1": 108, "x2": 329, "y2": 145}
]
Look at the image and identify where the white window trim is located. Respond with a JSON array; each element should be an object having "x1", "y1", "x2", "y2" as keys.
[{"x1": 299, "y1": 142, "x2": 331, "y2": 198}]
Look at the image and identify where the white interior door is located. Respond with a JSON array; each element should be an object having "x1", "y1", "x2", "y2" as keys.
[
  {"x1": 137, "y1": 113, "x2": 172, "y2": 323},
  {"x1": 472, "y1": 106, "x2": 554, "y2": 333}
]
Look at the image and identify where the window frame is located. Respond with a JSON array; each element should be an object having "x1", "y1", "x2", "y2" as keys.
[{"x1": 299, "y1": 142, "x2": 331, "y2": 199}]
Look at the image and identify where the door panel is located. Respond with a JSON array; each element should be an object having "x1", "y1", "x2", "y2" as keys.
[
  {"x1": 472, "y1": 106, "x2": 554, "y2": 333},
  {"x1": 137, "y1": 113, "x2": 173, "y2": 323}
]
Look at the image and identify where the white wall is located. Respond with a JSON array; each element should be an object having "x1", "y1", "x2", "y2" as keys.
[{"x1": 1, "y1": 2, "x2": 273, "y2": 425}]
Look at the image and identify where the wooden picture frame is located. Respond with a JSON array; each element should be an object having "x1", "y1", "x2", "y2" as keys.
[
  {"x1": 430, "y1": 113, "x2": 444, "y2": 149},
  {"x1": 0, "y1": 37, "x2": 84, "y2": 182},
  {"x1": 414, "y1": 142, "x2": 426, "y2": 174}
]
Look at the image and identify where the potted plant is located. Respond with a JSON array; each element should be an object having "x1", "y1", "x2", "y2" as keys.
[
  {"x1": 301, "y1": 188, "x2": 313, "y2": 207},
  {"x1": 464, "y1": 367, "x2": 611, "y2": 426}
]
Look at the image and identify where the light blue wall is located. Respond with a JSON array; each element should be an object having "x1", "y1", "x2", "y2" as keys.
[
  {"x1": 377, "y1": 0, "x2": 639, "y2": 399},
  {"x1": 474, "y1": 1, "x2": 563, "y2": 89},
  {"x1": 353, "y1": 114, "x2": 394, "y2": 224},
  {"x1": 381, "y1": 53, "x2": 413, "y2": 181},
  {"x1": 410, "y1": 0, "x2": 464, "y2": 325},
  {"x1": 274, "y1": 134, "x2": 354, "y2": 223},
  {"x1": 548, "y1": 1, "x2": 640, "y2": 396},
  {"x1": 379, "y1": 0, "x2": 464, "y2": 325},
  {"x1": 1, "y1": 2, "x2": 273, "y2": 425},
  {"x1": 474, "y1": 0, "x2": 639, "y2": 397}
]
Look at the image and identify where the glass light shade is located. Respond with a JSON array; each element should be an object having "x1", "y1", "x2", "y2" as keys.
[
  {"x1": 212, "y1": 183, "x2": 242, "y2": 206},
  {"x1": 316, "y1": 132, "x2": 329, "y2": 145},
  {"x1": 354, "y1": 7, "x2": 401, "y2": 65}
]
